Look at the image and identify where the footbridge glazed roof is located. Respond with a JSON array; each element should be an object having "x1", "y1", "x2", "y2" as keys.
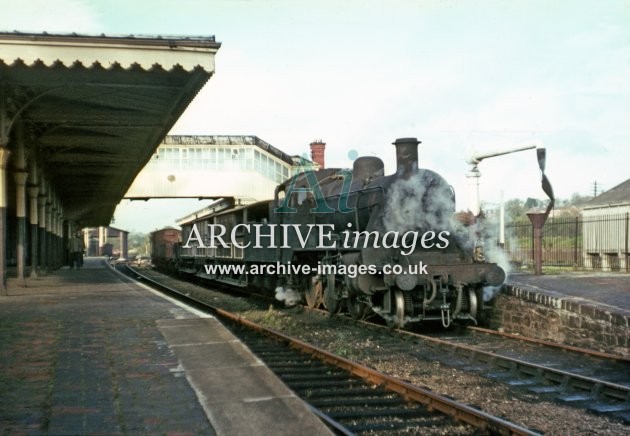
[{"x1": 0, "y1": 31, "x2": 220, "y2": 226}]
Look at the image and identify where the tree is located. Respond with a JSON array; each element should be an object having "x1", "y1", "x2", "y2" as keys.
[
  {"x1": 568, "y1": 192, "x2": 593, "y2": 206},
  {"x1": 127, "y1": 232, "x2": 150, "y2": 256},
  {"x1": 523, "y1": 197, "x2": 541, "y2": 210},
  {"x1": 504, "y1": 199, "x2": 526, "y2": 222}
]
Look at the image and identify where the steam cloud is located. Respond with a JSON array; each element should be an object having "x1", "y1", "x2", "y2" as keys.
[
  {"x1": 460, "y1": 216, "x2": 512, "y2": 302},
  {"x1": 483, "y1": 244, "x2": 511, "y2": 301},
  {"x1": 382, "y1": 170, "x2": 456, "y2": 234},
  {"x1": 274, "y1": 286, "x2": 301, "y2": 306},
  {"x1": 382, "y1": 168, "x2": 510, "y2": 302}
]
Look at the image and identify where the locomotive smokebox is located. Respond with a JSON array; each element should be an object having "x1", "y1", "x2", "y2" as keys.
[{"x1": 393, "y1": 137, "x2": 421, "y2": 173}]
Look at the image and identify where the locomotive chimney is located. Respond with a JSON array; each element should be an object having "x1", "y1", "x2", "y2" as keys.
[
  {"x1": 393, "y1": 137, "x2": 420, "y2": 172},
  {"x1": 310, "y1": 140, "x2": 326, "y2": 169}
]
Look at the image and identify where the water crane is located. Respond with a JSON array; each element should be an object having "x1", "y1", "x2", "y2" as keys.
[{"x1": 466, "y1": 144, "x2": 541, "y2": 217}]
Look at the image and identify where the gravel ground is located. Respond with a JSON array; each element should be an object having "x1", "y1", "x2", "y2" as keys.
[{"x1": 137, "y1": 267, "x2": 630, "y2": 435}]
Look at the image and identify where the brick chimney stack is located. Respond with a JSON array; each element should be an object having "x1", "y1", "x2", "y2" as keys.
[{"x1": 310, "y1": 140, "x2": 326, "y2": 169}]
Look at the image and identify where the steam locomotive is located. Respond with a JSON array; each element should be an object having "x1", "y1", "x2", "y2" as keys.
[{"x1": 164, "y1": 137, "x2": 505, "y2": 328}]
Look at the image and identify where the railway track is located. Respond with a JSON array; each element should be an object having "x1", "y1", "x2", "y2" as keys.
[
  {"x1": 405, "y1": 326, "x2": 630, "y2": 422},
  {"x1": 234, "y1": 323, "x2": 479, "y2": 434},
  {"x1": 290, "y1": 282, "x2": 630, "y2": 423},
  {"x1": 122, "y1": 263, "x2": 537, "y2": 435}
]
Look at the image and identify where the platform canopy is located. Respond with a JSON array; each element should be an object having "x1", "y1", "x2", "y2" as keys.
[{"x1": 0, "y1": 31, "x2": 221, "y2": 225}]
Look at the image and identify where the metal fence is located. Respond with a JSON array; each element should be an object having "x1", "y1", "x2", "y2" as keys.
[{"x1": 503, "y1": 213, "x2": 630, "y2": 272}]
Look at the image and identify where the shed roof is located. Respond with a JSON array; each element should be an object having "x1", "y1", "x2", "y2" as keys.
[{"x1": 583, "y1": 178, "x2": 630, "y2": 210}]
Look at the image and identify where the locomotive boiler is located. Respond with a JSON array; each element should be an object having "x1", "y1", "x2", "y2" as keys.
[{"x1": 176, "y1": 137, "x2": 505, "y2": 328}]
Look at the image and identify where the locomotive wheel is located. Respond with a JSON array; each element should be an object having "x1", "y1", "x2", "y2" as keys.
[
  {"x1": 305, "y1": 277, "x2": 323, "y2": 309},
  {"x1": 347, "y1": 294, "x2": 370, "y2": 320},
  {"x1": 468, "y1": 288, "x2": 478, "y2": 319},
  {"x1": 386, "y1": 290, "x2": 405, "y2": 328},
  {"x1": 324, "y1": 285, "x2": 341, "y2": 315}
]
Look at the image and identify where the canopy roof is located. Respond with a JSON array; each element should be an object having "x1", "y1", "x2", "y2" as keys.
[{"x1": 0, "y1": 31, "x2": 220, "y2": 225}]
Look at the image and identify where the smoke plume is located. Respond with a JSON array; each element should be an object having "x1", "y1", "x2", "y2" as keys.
[{"x1": 382, "y1": 169, "x2": 456, "y2": 234}]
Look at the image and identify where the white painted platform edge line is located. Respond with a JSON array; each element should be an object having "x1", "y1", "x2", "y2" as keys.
[
  {"x1": 170, "y1": 340, "x2": 242, "y2": 347},
  {"x1": 158, "y1": 322, "x2": 224, "y2": 328},
  {"x1": 243, "y1": 395, "x2": 296, "y2": 403},
  {"x1": 140, "y1": 281, "x2": 213, "y2": 318},
  {"x1": 184, "y1": 372, "x2": 223, "y2": 434},
  {"x1": 106, "y1": 262, "x2": 212, "y2": 319}
]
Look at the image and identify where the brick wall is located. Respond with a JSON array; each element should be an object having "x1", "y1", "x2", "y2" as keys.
[{"x1": 489, "y1": 285, "x2": 629, "y2": 356}]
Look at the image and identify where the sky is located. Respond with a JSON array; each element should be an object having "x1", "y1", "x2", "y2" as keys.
[{"x1": 2, "y1": 0, "x2": 629, "y2": 233}]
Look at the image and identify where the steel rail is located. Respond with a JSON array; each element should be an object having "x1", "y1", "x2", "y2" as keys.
[
  {"x1": 311, "y1": 302, "x2": 630, "y2": 408},
  {"x1": 397, "y1": 329, "x2": 630, "y2": 402},
  {"x1": 124, "y1": 264, "x2": 538, "y2": 436},
  {"x1": 467, "y1": 326, "x2": 630, "y2": 363},
  {"x1": 303, "y1": 299, "x2": 630, "y2": 403}
]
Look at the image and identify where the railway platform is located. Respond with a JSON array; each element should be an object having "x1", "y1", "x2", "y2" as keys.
[
  {"x1": 0, "y1": 257, "x2": 331, "y2": 435},
  {"x1": 507, "y1": 272, "x2": 630, "y2": 312},
  {"x1": 498, "y1": 272, "x2": 629, "y2": 356}
]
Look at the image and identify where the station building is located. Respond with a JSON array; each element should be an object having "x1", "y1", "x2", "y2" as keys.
[
  {"x1": 581, "y1": 178, "x2": 630, "y2": 271},
  {"x1": 82, "y1": 226, "x2": 129, "y2": 259}
]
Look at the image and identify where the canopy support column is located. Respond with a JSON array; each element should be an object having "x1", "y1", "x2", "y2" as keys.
[{"x1": 0, "y1": 87, "x2": 11, "y2": 295}]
